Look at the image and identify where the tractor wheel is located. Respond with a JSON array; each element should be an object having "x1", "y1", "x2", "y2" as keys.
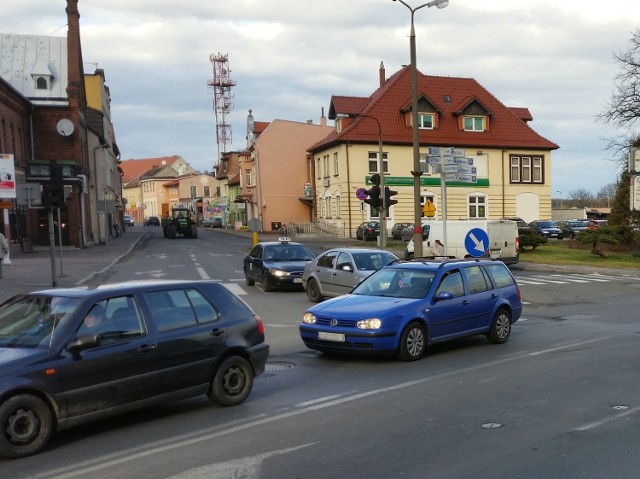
[{"x1": 191, "y1": 224, "x2": 198, "y2": 238}]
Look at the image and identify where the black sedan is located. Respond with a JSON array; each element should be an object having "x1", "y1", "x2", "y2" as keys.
[
  {"x1": 356, "y1": 221, "x2": 380, "y2": 241},
  {"x1": 243, "y1": 238, "x2": 315, "y2": 292},
  {"x1": 0, "y1": 280, "x2": 269, "y2": 458}
]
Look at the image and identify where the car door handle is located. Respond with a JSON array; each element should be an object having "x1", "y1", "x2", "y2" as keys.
[
  {"x1": 462, "y1": 300, "x2": 470, "y2": 305},
  {"x1": 138, "y1": 344, "x2": 156, "y2": 353},
  {"x1": 211, "y1": 328, "x2": 225, "y2": 337}
]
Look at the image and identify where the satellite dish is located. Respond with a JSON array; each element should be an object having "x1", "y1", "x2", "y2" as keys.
[
  {"x1": 56, "y1": 118, "x2": 74, "y2": 137},
  {"x1": 161, "y1": 160, "x2": 167, "y2": 166}
]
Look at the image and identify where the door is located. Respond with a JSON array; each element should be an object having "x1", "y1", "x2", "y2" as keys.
[
  {"x1": 330, "y1": 251, "x2": 358, "y2": 296},
  {"x1": 56, "y1": 296, "x2": 158, "y2": 419},
  {"x1": 428, "y1": 269, "x2": 470, "y2": 341}
]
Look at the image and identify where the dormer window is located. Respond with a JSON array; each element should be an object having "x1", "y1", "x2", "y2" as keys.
[
  {"x1": 35, "y1": 77, "x2": 48, "y2": 90},
  {"x1": 418, "y1": 113, "x2": 434, "y2": 129},
  {"x1": 31, "y1": 57, "x2": 54, "y2": 92},
  {"x1": 463, "y1": 116, "x2": 485, "y2": 132}
]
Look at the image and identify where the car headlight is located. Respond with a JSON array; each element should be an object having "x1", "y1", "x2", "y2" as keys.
[
  {"x1": 302, "y1": 313, "x2": 317, "y2": 324},
  {"x1": 270, "y1": 269, "x2": 290, "y2": 277},
  {"x1": 357, "y1": 318, "x2": 382, "y2": 330}
]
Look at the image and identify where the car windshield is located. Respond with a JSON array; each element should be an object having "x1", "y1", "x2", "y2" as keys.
[
  {"x1": 0, "y1": 294, "x2": 81, "y2": 349},
  {"x1": 536, "y1": 221, "x2": 556, "y2": 228},
  {"x1": 569, "y1": 221, "x2": 585, "y2": 227},
  {"x1": 352, "y1": 268, "x2": 436, "y2": 299},
  {"x1": 263, "y1": 244, "x2": 314, "y2": 262}
]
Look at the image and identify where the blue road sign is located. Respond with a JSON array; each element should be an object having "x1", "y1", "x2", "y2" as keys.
[
  {"x1": 465, "y1": 228, "x2": 489, "y2": 257},
  {"x1": 356, "y1": 187, "x2": 368, "y2": 200}
]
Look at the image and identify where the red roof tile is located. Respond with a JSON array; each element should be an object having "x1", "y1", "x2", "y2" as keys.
[
  {"x1": 119, "y1": 156, "x2": 182, "y2": 183},
  {"x1": 311, "y1": 66, "x2": 558, "y2": 152}
]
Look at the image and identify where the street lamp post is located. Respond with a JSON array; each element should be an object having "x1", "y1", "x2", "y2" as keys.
[
  {"x1": 358, "y1": 114, "x2": 387, "y2": 247},
  {"x1": 393, "y1": 0, "x2": 449, "y2": 257},
  {"x1": 557, "y1": 190, "x2": 563, "y2": 209}
]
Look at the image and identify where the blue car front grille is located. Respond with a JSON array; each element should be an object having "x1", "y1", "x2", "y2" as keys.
[{"x1": 315, "y1": 317, "x2": 358, "y2": 328}]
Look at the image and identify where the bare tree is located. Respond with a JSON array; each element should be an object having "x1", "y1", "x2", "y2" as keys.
[
  {"x1": 599, "y1": 28, "x2": 640, "y2": 131},
  {"x1": 568, "y1": 188, "x2": 594, "y2": 208},
  {"x1": 597, "y1": 182, "x2": 617, "y2": 206}
]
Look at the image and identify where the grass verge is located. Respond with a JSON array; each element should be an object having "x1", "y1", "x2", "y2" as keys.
[{"x1": 520, "y1": 240, "x2": 640, "y2": 269}]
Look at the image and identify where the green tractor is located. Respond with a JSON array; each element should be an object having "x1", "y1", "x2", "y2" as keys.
[{"x1": 161, "y1": 207, "x2": 198, "y2": 239}]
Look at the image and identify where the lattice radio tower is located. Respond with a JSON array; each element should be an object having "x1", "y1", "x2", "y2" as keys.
[{"x1": 208, "y1": 53, "x2": 236, "y2": 165}]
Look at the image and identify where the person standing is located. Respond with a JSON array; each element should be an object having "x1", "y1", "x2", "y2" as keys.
[
  {"x1": 0, "y1": 231, "x2": 9, "y2": 278},
  {"x1": 430, "y1": 239, "x2": 445, "y2": 256}
]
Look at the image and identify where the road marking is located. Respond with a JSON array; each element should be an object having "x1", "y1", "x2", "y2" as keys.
[
  {"x1": 575, "y1": 404, "x2": 640, "y2": 432},
  {"x1": 41, "y1": 335, "x2": 618, "y2": 478},
  {"x1": 223, "y1": 283, "x2": 247, "y2": 296},
  {"x1": 196, "y1": 267, "x2": 210, "y2": 280}
]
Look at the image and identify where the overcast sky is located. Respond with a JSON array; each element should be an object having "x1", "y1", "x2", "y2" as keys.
[{"x1": 5, "y1": 0, "x2": 640, "y2": 198}]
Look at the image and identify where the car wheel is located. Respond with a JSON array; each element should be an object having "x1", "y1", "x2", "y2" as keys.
[
  {"x1": 306, "y1": 278, "x2": 323, "y2": 302},
  {"x1": 398, "y1": 321, "x2": 426, "y2": 361},
  {"x1": 245, "y1": 271, "x2": 255, "y2": 286},
  {"x1": 487, "y1": 308, "x2": 512, "y2": 344},
  {"x1": 208, "y1": 356, "x2": 253, "y2": 406},
  {"x1": 0, "y1": 394, "x2": 53, "y2": 459},
  {"x1": 262, "y1": 275, "x2": 274, "y2": 292}
]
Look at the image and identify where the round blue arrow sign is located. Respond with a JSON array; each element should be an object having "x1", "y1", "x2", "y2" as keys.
[
  {"x1": 465, "y1": 228, "x2": 489, "y2": 257},
  {"x1": 356, "y1": 188, "x2": 368, "y2": 200}
]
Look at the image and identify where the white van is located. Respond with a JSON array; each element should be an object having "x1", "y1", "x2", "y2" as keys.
[{"x1": 404, "y1": 220, "x2": 519, "y2": 264}]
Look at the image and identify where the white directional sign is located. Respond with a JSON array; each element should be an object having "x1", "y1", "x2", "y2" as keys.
[
  {"x1": 633, "y1": 174, "x2": 640, "y2": 211},
  {"x1": 629, "y1": 148, "x2": 640, "y2": 173},
  {"x1": 444, "y1": 173, "x2": 477, "y2": 183},
  {"x1": 443, "y1": 164, "x2": 477, "y2": 175},
  {"x1": 444, "y1": 157, "x2": 474, "y2": 166},
  {"x1": 426, "y1": 155, "x2": 442, "y2": 165}
]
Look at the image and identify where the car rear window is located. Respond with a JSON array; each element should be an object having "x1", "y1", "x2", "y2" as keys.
[{"x1": 484, "y1": 263, "x2": 517, "y2": 288}]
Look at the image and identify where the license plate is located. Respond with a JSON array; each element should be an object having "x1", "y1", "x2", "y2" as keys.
[
  {"x1": 318, "y1": 331, "x2": 345, "y2": 342},
  {"x1": 293, "y1": 278, "x2": 302, "y2": 283},
  {"x1": 489, "y1": 249, "x2": 501, "y2": 258}
]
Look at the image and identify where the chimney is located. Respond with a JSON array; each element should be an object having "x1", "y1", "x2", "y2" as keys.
[
  {"x1": 379, "y1": 61, "x2": 386, "y2": 87},
  {"x1": 65, "y1": 0, "x2": 86, "y2": 109},
  {"x1": 320, "y1": 107, "x2": 327, "y2": 127}
]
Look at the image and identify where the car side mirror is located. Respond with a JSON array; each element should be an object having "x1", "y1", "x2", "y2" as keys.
[
  {"x1": 67, "y1": 334, "x2": 101, "y2": 354},
  {"x1": 435, "y1": 291, "x2": 454, "y2": 301},
  {"x1": 340, "y1": 264, "x2": 353, "y2": 272}
]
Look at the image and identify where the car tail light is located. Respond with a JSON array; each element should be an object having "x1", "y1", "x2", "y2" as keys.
[
  {"x1": 254, "y1": 315, "x2": 265, "y2": 336},
  {"x1": 515, "y1": 236, "x2": 520, "y2": 253}
]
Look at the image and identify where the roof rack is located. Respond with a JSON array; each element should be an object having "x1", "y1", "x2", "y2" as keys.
[{"x1": 391, "y1": 256, "x2": 501, "y2": 268}]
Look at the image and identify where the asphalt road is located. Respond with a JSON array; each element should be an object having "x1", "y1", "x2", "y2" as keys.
[{"x1": 4, "y1": 228, "x2": 640, "y2": 478}]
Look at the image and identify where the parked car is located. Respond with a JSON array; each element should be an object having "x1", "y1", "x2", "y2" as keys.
[
  {"x1": 143, "y1": 216, "x2": 160, "y2": 226},
  {"x1": 0, "y1": 280, "x2": 269, "y2": 458},
  {"x1": 299, "y1": 258, "x2": 522, "y2": 361},
  {"x1": 528, "y1": 220, "x2": 563, "y2": 239},
  {"x1": 302, "y1": 248, "x2": 399, "y2": 302},
  {"x1": 401, "y1": 224, "x2": 417, "y2": 242},
  {"x1": 202, "y1": 217, "x2": 222, "y2": 228},
  {"x1": 123, "y1": 214, "x2": 134, "y2": 227},
  {"x1": 391, "y1": 223, "x2": 412, "y2": 240},
  {"x1": 587, "y1": 219, "x2": 608, "y2": 229},
  {"x1": 501, "y1": 216, "x2": 534, "y2": 234},
  {"x1": 556, "y1": 219, "x2": 589, "y2": 238},
  {"x1": 356, "y1": 221, "x2": 380, "y2": 241},
  {"x1": 243, "y1": 237, "x2": 315, "y2": 292}
]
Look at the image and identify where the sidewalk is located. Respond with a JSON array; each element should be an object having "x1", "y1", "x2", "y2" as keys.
[{"x1": 0, "y1": 231, "x2": 144, "y2": 303}]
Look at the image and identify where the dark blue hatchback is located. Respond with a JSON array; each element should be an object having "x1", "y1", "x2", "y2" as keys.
[{"x1": 299, "y1": 258, "x2": 522, "y2": 361}]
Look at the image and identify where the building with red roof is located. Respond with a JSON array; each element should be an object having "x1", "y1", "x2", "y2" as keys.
[{"x1": 308, "y1": 63, "x2": 559, "y2": 237}]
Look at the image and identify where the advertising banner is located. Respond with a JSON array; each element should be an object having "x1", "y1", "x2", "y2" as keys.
[{"x1": 0, "y1": 154, "x2": 16, "y2": 199}]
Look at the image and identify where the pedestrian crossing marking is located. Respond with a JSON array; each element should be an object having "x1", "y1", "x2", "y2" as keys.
[
  {"x1": 516, "y1": 272, "x2": 640, "y2": 286},
  {"x1": 223, "y1": 282, "x2": 247, "y2": 296}
]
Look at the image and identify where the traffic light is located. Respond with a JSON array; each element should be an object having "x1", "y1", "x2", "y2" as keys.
[
  {"x1": 384, "y1": 186, "x2": 398, "y2": 214},
  {"x1": 364, "y1": 185, "x2": 381, "y2": 208},
  {"x1": 44, "y1": 165, "x2": 65, "y2": 208}
]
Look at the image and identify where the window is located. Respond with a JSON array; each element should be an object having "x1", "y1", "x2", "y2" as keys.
[
  {"x1": 368, "y1": 152, "x2": 389, "y2": 173},
  {"x1": 204, "y1": 186, "x2": 210, "y2": 197},
  {"x1": 77, "y1": 296, "x2": 144, "y2": 341},
  {"x1": 323, "y1": 155, "x2": 330, "y2": 178},
  {"x1": 485, "y1": 263, "x2": 516, "y2": 288},
  {"x1": 510, "y1": 155, "x2": 544, "y2": 184},
  {"x1": 317, "y1": 251, "x2": 338, "y2": 268},
  {"x1": 36, "y1": 77, "x2": 48, "y2": 89},
  {"x1": 418, "y1": 113, "x2": 434, "y2": 129},
  {"x1": 190, "y1": 185, "x2": 197, "y2": 199},
  {"x1": 335, "y1": 195, "x2": 341, "y2": 219},
  {"x1": 245, "y1": 169, "x2": 252, "y2": 187},
  {"x1": 436, "y1": 270, "x2": 465, "y2": 297},
  {"x1": 325, "y1": 197, "x2": 332, "y2": 219},
  {"x1": 463, "y1": 116, "x2": 485, "y2": 132},
  {"x1": 333, "y1": 152, "x2": 339, "y2": 176},
  {"x1": 145, "y1": 289, "x2": 201, "y2": 332},
  {"x1": 464, "y1": 266, "x2": 491, "y2": 294},
  {"x1": 316, "y1": 158, "x2": 321, "y2": 180},
  {"x1": 468, "y1": 195, "x2": 487, "y2": 219}
]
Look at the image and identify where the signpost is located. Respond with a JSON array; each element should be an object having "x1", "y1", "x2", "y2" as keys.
[{"x1": 465, "y1": 228, "x2": 489, "y2": 257}]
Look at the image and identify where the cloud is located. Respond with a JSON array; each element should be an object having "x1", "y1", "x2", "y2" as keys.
[{"x1": 3, "y1": 0, "x2": 639, "y2": 196}]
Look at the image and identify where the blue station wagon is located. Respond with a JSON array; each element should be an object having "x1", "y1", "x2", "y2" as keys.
[{"x1": 300, "y1": 258, "x2": 522, "y2": 361}]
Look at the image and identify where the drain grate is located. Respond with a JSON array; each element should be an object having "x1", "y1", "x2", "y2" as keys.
[{"x1": 265, "y1": 361, "x2": 296, "y2": 371}]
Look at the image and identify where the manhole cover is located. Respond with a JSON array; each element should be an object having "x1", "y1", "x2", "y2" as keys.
[
  {"x1": 481, "y1": 423, "x2": 502, "y2": 429},
  {"x1": 265, "y1": 361, "x2": 296, "y2": 371},
  {"x1": 613, "y1": 405, "x2": 629, "y2": 410}
]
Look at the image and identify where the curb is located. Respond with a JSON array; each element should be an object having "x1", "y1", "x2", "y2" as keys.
[{"x1": 75, "y1": 233, "x2": 146, "y2": 285}]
